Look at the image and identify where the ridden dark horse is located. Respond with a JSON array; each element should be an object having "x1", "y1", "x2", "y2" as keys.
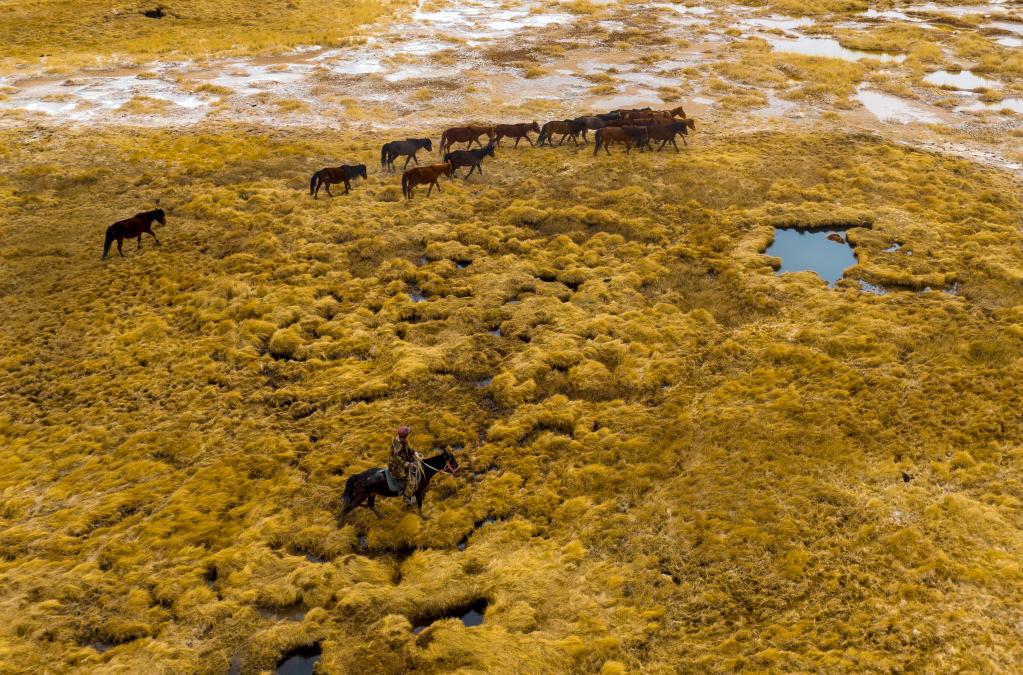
[
  {"x1": 102, "y1": 208, "x2": 165, "y2": 259},
  {"x1": 402, "y1": 162, "x2": 454, "y2": 199},
  {"x1": 381, "y1": 138, "x2": 433, "y2": 172},
  {"x1": 338, "y1": 448, "x2": 460, "y2": 525},
  {"x1": 310, "y1": 164, "x2": 367, "y2": 197},
  {"x1": 443, "y1": 141, "x2": 496, "y2": 178}
]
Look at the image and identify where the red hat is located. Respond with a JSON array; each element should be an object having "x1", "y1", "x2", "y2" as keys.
[{"x1": 397, "y1": 425, "x2": 411, "y2": 438}]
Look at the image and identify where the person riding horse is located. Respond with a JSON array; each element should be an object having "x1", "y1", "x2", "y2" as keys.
[{"x1": 388, "y1": 425, "x2": 421, "y2": 507}]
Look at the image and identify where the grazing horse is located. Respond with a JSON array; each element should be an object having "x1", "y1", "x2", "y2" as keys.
[
  {"x1": 338, "y1": 448, "x2": 460, "y2": 525},
  {"x1": 102, "y1": 208, "x2": 165, "y2": 259},
  {"x1": 310, "y1": 164, "x2": 367, "y2": 197},
  {"x1": 381, "y1": 138, "x2": 433, "y2": 172},
  {"x1": 647, "y1": 119, "x2": 697, "y2": 152},
  {"x1": 494, "y1": 122, "x2": 541, "y2": 147},
  {"x1": 440, "y1": 125, "x2": 495, "y2": 153},
  {"x1": 593, "y1": 126, "x2": 649, "y2": 155},
  {"x1": 444, "y1": 141, "x2": 496, "y2": 178},
  {"x1": 402, "y1": 162, "x2": 454, "y2": 199},
  {"x1": 537, "y1": 119, "x2": 586, "y2": 146}
]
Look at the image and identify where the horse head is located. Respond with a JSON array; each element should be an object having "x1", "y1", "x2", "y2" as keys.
[
  {"x1": 422, "y1": 138, "x2": 433, "y2": 152},
  {"x1": 686, "y1": 117, "x2": 696, "y2": 130},
  {"x1": 441, "y1": 446, "x2": 461, "y2": 475},
  {"x1": 531, "y1": 121, "x2": 541, "y2": 133},
  {"x1": 442, "y1": 162, "x2": 454, "y2": 177},
  {"x1": 671, "y1": 105, "x2": 688, "y2": 118},
  {"x1": 154, "y1": 208, "x2": 166, "y2": 225},
  {"x1": 356, "y1": 164, "x2": 368, "y2": 179}
]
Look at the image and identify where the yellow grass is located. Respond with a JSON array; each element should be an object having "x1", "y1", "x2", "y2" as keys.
[{"x1": 1, "y1": 124, "x2": 1022, "y2": 672}]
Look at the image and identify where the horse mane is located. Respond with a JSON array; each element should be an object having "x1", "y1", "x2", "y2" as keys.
[{"x1": 137, "y1": 208, "x2": 164, "y2": 218}]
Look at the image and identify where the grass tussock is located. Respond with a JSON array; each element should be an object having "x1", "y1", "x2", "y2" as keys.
[{"x1": 0, "y1": 125, "x2": 1022, "y2": 673}]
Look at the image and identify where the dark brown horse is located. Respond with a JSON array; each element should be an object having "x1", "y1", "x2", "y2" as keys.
[
  {"x1": 594, "y1": 126, "x2": 649, "y2": 155},
  {"x1": 647, "y1": 119, "x2": 696, "y2": 152},
  {"x1": 494, "y1": 122, "x2": 541, "y2": 147},
  {"x1": 574, "y1": 116, "x2": 607, "y2": 142},
  {"x1": 310, "y1": 164, "x2": 367, "y2": 197},
  {"x1": 440, "y1": 125, "x2": 495, "y2": 153},
  {"x1": 402, "y1": 162, "x2": 454, "y2": 199},
  {"x1": 338, "y1": 448, "x2": 460, "y2": 525},
  {"x1": 102, "y1": 208, "x2": 165, "y2": 259},
  {"x1": 444, "y1": 141, "x2": 496, "y2": 178},
  {"x1": 537, "y1": 119, "x2": 586, "y2": 146},
  {"x1": 381, "y1": 138, "x2": 433, "y2": 172}
]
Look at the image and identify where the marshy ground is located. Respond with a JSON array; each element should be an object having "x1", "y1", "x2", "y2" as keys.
[{"x1": 1, "y1": 0, "x2": 1022, "y2": 673}]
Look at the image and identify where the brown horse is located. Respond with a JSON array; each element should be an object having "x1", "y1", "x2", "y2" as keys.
[
  {"x1": 338, "y1": 448, "x2": 460, "y2": 525},
  {"x1": 593, "y1": 126, "x2": 649, "y2": 155},
  {"x1": 102, "y1": 208, "x2": 165, "y2": 259},
  {"x1": 617, "y1": 105, "x2": 687, "y2": 120},
  {"x1": 440, "y1": 125, "x2": 495, "y2": 153},
  {"x1": 402, "y1": 162, "x2": 454, "y2": 199},
  {"x1": 310, "y1": 164, "x2": 367, "y2": 197},
  {"x1": 647, "y1": 119, "x2": 696, "y2": 152},
  {"x1": 494, "y1": 122, "x2": 541, "y2": 147},
  {"x1": 537, "y1": 119, "x2": 586, "y2": 146}
]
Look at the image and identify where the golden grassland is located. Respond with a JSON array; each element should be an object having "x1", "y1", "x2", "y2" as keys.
[
  {"x1": 0, "y1": 0, "x2": 412, "y2": 70},
  {"x1": 1, "y1": 123, "x2": 1023, "y2": 673}
]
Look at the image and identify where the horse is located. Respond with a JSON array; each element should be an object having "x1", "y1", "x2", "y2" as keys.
[
  {"x1": 594, "y1": 126, "x2": 649, "y2": 155},
  {"x1": 647, "y1": 119, "x2": 696, "y2": 152},
  {"x1": 310, "y1": 164, "x2": 367, "y2": 198},
  {"x1": 537, "y1": 119, "x2": 586, "y2": 146},
  {"x1": 338, "y1": 447, "x2": 460, "y2": 525},
  {"x1": 402, "y1": 162, "x2": 454, "y2": 199},
  {"x1": 494, "y1": 122, "x2": 541, "y2": 147},
  {"x1": 381, "y1": 138, "x2": 432, "y2": 172},
  {"x1": 440, "y1": 125, "x2": 495, "y2": 153},
  {"x1": 574, "y1": 116, "x2": 607, "y2": 142},
  {"x1": 102, "y1": 208, "x2": 165, "y2": 259},
  {"x1": 444, "y1": 141, "x2": 496, "y2": 178}
]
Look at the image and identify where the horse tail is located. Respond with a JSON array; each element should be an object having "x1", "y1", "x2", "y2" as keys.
[
  {"x1": 380, "y1": 144, "x2": 389, "y2": 170},
  {"x1": 342, "y1": 473, "x2": 357, "y2": 506},
  {"x1": 593, "y1": 130, "x2": 601, "y2": 156},
  {"x1": 401, "y1": 171, "x2": 409, "y2": 198},
  {"x1": 309, "y1": 170, "x2": 319, "y2": 196},
  {"x1": 440, "y1": 130, "x2": 449, "y2": 153},
  {"x1": 102, "y1": 226, "x2": 115, "y2": 259}
]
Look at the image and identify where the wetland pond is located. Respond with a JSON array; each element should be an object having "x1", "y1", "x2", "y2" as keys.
[
  {"x1": 767, "y1": 228, "x2": 857, "y2": 286},
  {"x1": 275, "y1": 644, "x2": 322, "y2": 675},
  {"x1": 412, "y1": 599, "x2": 488, "y2": 634}
]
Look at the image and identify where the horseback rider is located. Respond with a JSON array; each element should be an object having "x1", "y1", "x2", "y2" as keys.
[{"x1": 388, "y1": 425, "x2": 421, "y2": 507}]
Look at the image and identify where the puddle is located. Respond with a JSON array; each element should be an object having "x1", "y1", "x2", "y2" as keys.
[
  {"x1": 210, "y1": 64, "x2": 308, "y2": 95},
  {"x1": 924, "y1": 70, "x2": 999, "y2": 90},
  {"x1": 958, "y1": 98, "x2": 1023, "y2": 113},
  {"x1": 411, "y1": 599, "x2": 488, "y2": 634},
  {"x1": 855, "y1": 88, "x2": 942, "y2": 123},
  {"x1": 455, "y1": 260, "x2": 471, "y2": 268},
  {"x1": 487, "y1": 327, "x2": 502, "y2": 336},
  {"x1": 862, "y1": 8, "x2": 915, "y2": 21},
  {"x1": 995, "y1": 36, "x2": 1023, "y2": 47},
  {"x1": 986, "y1": 20, "x2": 1023, "y2": 36},
  {"x1": 275, "y1": 644, "x2": 322, "y2": 675},
  {"x1": 908, "y1": 2, "x2": 1010, "y2": 15},
  {"x1": 305, "y1": 553, "x2": 328, "y2": 563},
  {"x1": 742, "y1": 15, "x2": 814, "y2": 30},
  {"x1": 408, "y1": 287, "x2": 427, "y2": 302},
  {"x1": 89, "y1": 641, "x2": 115, "y2": 653},
  {"x1": 767, "y1": 228, "x2": 858, "y2": 286},
  {"x1": 767, "y1": 37, "x2": 905, "y2": 62},
  {"x1": 472, "y1": 376, "x2": 493, "y2": 388}
]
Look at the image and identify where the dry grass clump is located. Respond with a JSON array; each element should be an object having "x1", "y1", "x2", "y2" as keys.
[{"x1": 0, "y1": 123, "x2": 1022, "y2": 672}]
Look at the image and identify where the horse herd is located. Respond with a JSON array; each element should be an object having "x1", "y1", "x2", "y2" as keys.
[
  {"x1": 101, "y1": 106, "x2": 696, "y2": 256},
  {"x1": 310, "y1": 105, "x2": 696, "y2": 201}
]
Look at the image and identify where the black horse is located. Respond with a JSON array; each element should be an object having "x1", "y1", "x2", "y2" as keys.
[
  {"x1": 309, "y1": 164, "x2": 367, "y2": 197},
  {"x1": 443, "y1": 141, "x2": 496, "y2": 178},
  {"x1": 338, "y1": 448, "x2": 460, "y2": 526},
  {"x1": 102, "y1": 208, "x2": 165, "y2": 259},
  {"x1": 381, "y1": 138, "x2": 433, "y2": 172}
]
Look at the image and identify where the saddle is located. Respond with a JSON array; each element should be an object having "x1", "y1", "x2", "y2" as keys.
[{"x1": 382, "y1": 468, "x2": 404, "y2": 493}]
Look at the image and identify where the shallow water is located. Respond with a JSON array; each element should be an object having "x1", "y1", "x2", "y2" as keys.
[
  {"x1": 766, "y1": 37, "x2": 905, "y2": 62},
  {"x1": 909, "y1": 2, "x2": 1010, "y2": 15},
  {"x1": 995, "y1": 36, "x2": 1023, "y2": 47},
  {"x1": 742, "y1": 15, "x2": 814, "y2": 30},
  {"x1": 767, "y1": 228, "x2": 857, "y2": 286},
  {"x1": 924, "y1": 70, "x2": 999, "y2": 90},
  {"x1": 987, "y1": 20, "x2": 1023, "y2": 36},
  {"x1": 854, "y1": 88, "x2": 941, "y2": 124},
  {"x1": 412, "y1": 600, "x2": 488, "y2": 634},
  {"x1": 275, "y1": 645, "x2": 322, "y2": 675},
  {"x1": 958, "y1": 98, "x2": 1023, "y2": 113}
]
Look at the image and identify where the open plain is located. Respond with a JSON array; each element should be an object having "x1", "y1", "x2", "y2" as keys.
[{"x1": 1, "y1": 0, "x2": 1022, "y2": 672}]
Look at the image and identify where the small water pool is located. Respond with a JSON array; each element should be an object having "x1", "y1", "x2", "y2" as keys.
[
  {"x1": 412, "y1": 599, "x2": 488, "y2": 634},
  {"x1": 275, "y1": 644, "x2": 321, "y2": 675},
  {"x1": 766, "y1": 228, "x2": 857, "y2": 286}
]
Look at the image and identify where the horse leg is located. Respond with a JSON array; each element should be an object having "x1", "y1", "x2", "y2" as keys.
[
  {"x1": 403, "y1": 154, "x2": 413, "y2": 170},
  {"x1": 344, "y1": 178, "x2": 351, "y2": 194},
  {"x1": 137, "y1": 234, "x2": 143, "y2": 250},
  {"x1": 572, "y1": 133, "x2": 579, "y2": 146},
  {"x1": 367, "y1": 494, "x2": 383, "y2": 519},
  {"x1": 426, "y1": 181, "x2": 434, "y2": 197},
  {"x1": 681, "y1": 134, "x2": 688, "y2": 147},
  {"x1": 117, "y1": 238, "x2": 124, "y2": 257},
  {"x1": 325, "y1": 183, "x2": 333, "y2": 198},
  {"x1": 604, "y1": 141, "x2": 611, "y2": 156},
  {"x1": 514, "y1": 136, "x2": 521, "y2": 148},
  {"x1": 526, "y1": 135, "x2": 534, "y2": 147},
  {"x1": 672, "y1": 138, "x2": 680, "y2": 153},
  {"x1": 148, "y1": 228, "x2": 160, "y2": 246}
]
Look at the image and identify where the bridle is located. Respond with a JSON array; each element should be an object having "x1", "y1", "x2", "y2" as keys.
[{"x1": 435, "y1": 456, "x2": 460, "y2": 476}]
